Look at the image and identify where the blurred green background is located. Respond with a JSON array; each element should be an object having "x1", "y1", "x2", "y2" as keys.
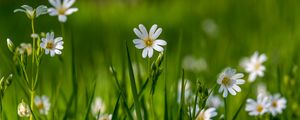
[{"x1": 0, "y1": 0, "x2": 300, "y2": 119}]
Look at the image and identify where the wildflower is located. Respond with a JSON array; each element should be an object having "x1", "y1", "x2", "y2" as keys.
[
  {"x1": 6, "y1": 38, "x2": 15, "y2": 52},
  {"x1": 217, "y1": 68, "x2": 245, "y2": 97},
  {"x1": 268, "y1": 94, "x2": 287, "y2": 116},
  {"x1": 256, "y1": 83, "x2": 269, "y2": 97},
  {"x1": 31, "y1": 33, "x2": 39, "y2": 39},
  {"x1": 202, "y1": 19, "x2": 218, "y2": 37},
  {"x1": 133, "y1": 24, "x2": 167, "y2": 58},
  {"x1": 48, "y1": 0, "x2": 79, "y2": 23},
  {"x1": 177, "y1": 79, "x2": 192, "y2": 103},
  {"x1": 17, "y1": 101, "x2": 31, "y2": 117},
  {"x1": 182, "y1": 56, "x2": 207, "y2": 72},
  {"x1": 18, "y1": 43, "x2": 32, "y2": 55},
  {"x1": 97, "y1": 114, "x2": 112, "y2": 120},
  {"x1": 34, "y1": 95, "x2": 51, "y2": 115},
  {"x1": 245, "y1": 94, "x2": 270, "y2": 116},
  {"x1": 91, "y1": 97, "x2": 106, "y2": 118},
  {"x1": 14, "y1": 5, "x2": 48, "y2": 19},
  {"x1": 242, "y1": 52, "x2": 267, "y2": 82},
  {"x1": 40, "y1": 32, "x2": 64, "y2": 57},
  {"x1": 196, "y1": 107, "x2": 217, "y2": 120},
  {"x1": 206, "y1": 94, "x2": 223, "y2": 109}
]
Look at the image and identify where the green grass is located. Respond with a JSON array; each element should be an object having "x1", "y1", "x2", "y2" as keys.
[{"x1": 0, "y1": 0, "x2": 300, "y2": 119}]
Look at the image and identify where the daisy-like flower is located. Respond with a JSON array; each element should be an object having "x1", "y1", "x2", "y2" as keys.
[
  {"x1": 48, "y1": 0, "x2": 78, "y2": 22},
  {"x1": 243, "y1": 52, "x2": 267, "y2": 82},
  {"x1": 206, "y1": 93, "x2": 223, "y2": 109},
  {"x1": 217, "y1": 68, "x2": 245, "y2": 97},
  {"x1": 245, "y1": 94, "x2": 270, "y2": 116},
  {"x1": 133, "y1": 24, "x2": 167, "y2": 58},
  {"x1": 34, "y1": 95, "x2": 51, "y2": 115},
  {"x1": 196, "y1": 107, "x2": 217, "y2": 120},
  {"x1": 18, "y1": 43, "x2": 32, "y2": 55},
  {"x1": 17, "y1": 101, "x2": 31, "y2": 117},
  {"x1": 91, "y1": 97, "x2": 106, "y2": 118},
  {"x1": 97, "y1": 114, "x2": 112, "y2": 120},
  {"x1": 268, "y1": 94, "x2": 287, "y2": 116},
  {"x1": 40, "y1": 32, "x2": 64, "y2": 57}
]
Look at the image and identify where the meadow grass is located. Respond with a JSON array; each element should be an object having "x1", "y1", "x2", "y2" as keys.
[{"x1": 0, "y1": 0, "x2": 299, "y2": 120}]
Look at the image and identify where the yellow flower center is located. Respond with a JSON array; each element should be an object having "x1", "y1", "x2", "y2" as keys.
[
  {"x1": 196, "y1": 112, "x2": 205, "y2": 120},
  {"x1": 256, "y1": 104, "x2": 264, "y2": 112},
  {"x1": 144, "y1": 37, "x2": 153, "y2": 47},
  {"x1": 46, "y1": 42, "x2": 54, "y2": 49},
  {"x1": 222, "y1": 76, "x2": 231, "y2": 86},
  {"x1": 37, "y1": 102, "x2": 44, "y2": 110},
  {"x1": 254, "y1": 62, "x2": 261, "y2": 70},
  {"x1": 58, "y1": 7, "x2": 67, "y2": 15},
  {"x1": 272, "y1": 101, "x2": 277, "y2": 108}
]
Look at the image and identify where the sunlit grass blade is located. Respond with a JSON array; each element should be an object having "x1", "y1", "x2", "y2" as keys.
[
  {"x1": 125, "y1": 41, "x2": 142, "y2": 120},
  {"x1": 232, "y1": 84, "x2": 252, "y2": 120},
  {"x1": 179, "y1": 69, "x2": 185, "y2": 120},
  {"x1": 112, "y1": 94, "x2": 121, "y2": 120},
  {"x1": 83, "y1": 79, "x2": 96, "y2": 120}
]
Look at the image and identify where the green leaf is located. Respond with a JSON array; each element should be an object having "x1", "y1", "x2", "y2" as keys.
[
  {"x1": 112, "y1": 94, "x2": 121, "y2": 120},
  {"x1": 126, "y1": 41, "x2": 142, "y2": 120}
]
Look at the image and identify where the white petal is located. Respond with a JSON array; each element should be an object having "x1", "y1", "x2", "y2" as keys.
[
  {"x1": 58, "y1": 15, "x2": 67, "y2": 22},
  {"x1": 222, "y1": 88, "x2": 228, "y2": 97},
  {"x1": 149, "y1": 24, "x2": 157, "y2": 36},
  {"x1": 64, "y1": 0, "x2": 75, "y2": 8},
  {"x1": 45, "y1": 49, "x2": 50, "y2": 54},
  {"x1": 65, "y1": 8, "x2": 78, "y2": 15},
  {"x1": 142, "y1": 48, "x2": 148, "y2": 58},
  {"x1": 259, "y1": 54, "x2": 267, "y2": 62},
  {"x1": 135, "y1": 43, "x2": 145, "y2": 49},
  {"x1": 54, "y1": 37, "x2": 63, "y2": 42},
  {"x1": 218, "y1": 86, "x2": 224, "y2": 93},
  {"x1": 133, "y1": 28, "x2": 144, "y2": 39},
  {"x1": 154, "y1": 39, "x2": 167, "y2": 46},
  {"x1": 40, "y1": 43, "x2": 46, "y2": 48},
  {"x1": 138, "y1": 24, "x2": 148, "y2": 38},
  {"x1": 56, "y1": 45, "x2": 64, "y2": 49},
  {"x1": 236, "y1": 79, "x2": 245, "y2": 84},
  {"x1": 133, "y1": 39, "x2": 143, "y2": 44},
  {"x1": 232, "y1": 85, "x2": 241, "y2": 92},
  {"x1": 148, "y1": 47, "x2": 153, "y2": 58},
  {"x1": 248, "y1": 73, "x2": 257, "y2": 82},
  {"x1": 55, "y1": 49, "x2": 62, "y2": 54},
  {"x1": 228, "y1": 87, "x2": 236, "y2": 95},
  {"x1": 48, "y1": 8, "x2": 58, "y2": 16},
  {"x1": 49, "y1": 0, "x2": 58, "y2": 7},
  {"x1": 232, "y1": 73, "x2": 244, "y2": 79},
  {"x1": 50, "y1": 50, "x2": 55, "y2": 57},
  {"x1": 151, "y1": 28, "x2": 162, "y2": 40},
  {"x1": 152, "y1": 44, "x2": 164, "y2": 52}
]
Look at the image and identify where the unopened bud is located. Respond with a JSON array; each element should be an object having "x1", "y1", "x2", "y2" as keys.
[
  {"x1": 17, "y1": 100, "x2": 31, "y2": 117},
  {"x1": 7, "y1": 38, "x2": 15, "y2": 52}
]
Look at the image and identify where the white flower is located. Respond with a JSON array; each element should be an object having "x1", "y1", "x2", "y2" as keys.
[
  {"x1": 14, "y1": 5, "x2": 48, "y2": 19},
  {"x1": 196, "y1": 107, "x2": 217, "y2": 120},
  {"x1": 17, "y1": 101, "x2": 31, "y2": 117},
  {"x1": 246, "y1": 94, "x2": 270, "y2": 116},
  {"x1": 182, "y1": 56, "x2": 207, "y2": 72},
  {"x1": 91, "y1": 97, "x2": 106, "y2": 118},
  {"x1": 177, "y1": 79, "x2": 192, "y2": 103},
  {"x1": 268, "y1": 94, "x2": 287, "y2": 116},
  {"x1": 40, "y1": 32, "x2": 64, "y2": 57},
  {"x1": 48, "y1": 0, "x2": 78, "y2": 22},
  {"x1": 34, "y1": 95, "x2": 51, "y2": 115},
  {"x1": 202, "y1": 19, "x2": 218, "y2": 37},
  {"x1": 217, "y1": 68, "x2": 245, "y2": 97},
  {"x1": 18, "y1": 43, "x2": 32, "y2": 55},
  {"x1": 133, "y1": 24, "x2": 167, "y2": 58},
  {"x1": 97, "y1": 114, "x2": 112, "y2": 120},
  {"x1": 256, "y1": 83, "x2": 269, "y2": 97},
  {"x1": 243, "y1": 52, "x2": 267, "y2": 82},
  {"x1": 206, "y1": 94, "x2": 223, "y2": 109}
]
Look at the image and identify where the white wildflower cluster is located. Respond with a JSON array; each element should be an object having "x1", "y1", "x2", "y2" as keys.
[
  {"x1": 246, "y1": 93, "x2": 286, "y2": 117},
  {"x1": 91, "y1": 97, "x2": 112, "y2": 120},
  {"x1": 34, "y1": 95, "x2": 51, "y2": 115}
]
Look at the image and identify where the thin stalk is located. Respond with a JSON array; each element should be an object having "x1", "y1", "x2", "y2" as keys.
[
  {"x1": 29, "y1": 90, "x2": 35, "y2": 120},
  {"x1": 29, "y1": 18, "x2": 36, "y2": 120},
  {"x1": 224, "y1": 97, "x2": 227, "y2": 120}
]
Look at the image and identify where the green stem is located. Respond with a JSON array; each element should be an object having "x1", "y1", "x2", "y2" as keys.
[
  {"x1": 29, "y1": 18, "x2": 36, "y2": 120},
  {"x1": 224, "y1": 97, "x2": 227, "y2": 120}
]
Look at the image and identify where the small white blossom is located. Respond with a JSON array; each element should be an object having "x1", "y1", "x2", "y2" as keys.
[
  {"x1": 97, "y1": 114, "x2": 112, "y2": 120},
  {"x1": 202, "y1": 19, "x2": 218, "y2": 37},
  {"x1": 14, "y1": 5, "x2": 48, "y2": 19},
  {"x1": 18, "y1": 43, "x2": 32, "y2": 55},
  {"x1": 91, "y1": 97, "x2": 106, "y2": 118},
  {"x1": 34, "y1": 95, "x2": 51, "y2": 115},
  {"x1": 40, "y1": 32, "x2": 64, "y2": 57},
  {"x1": 217, "y1": 68, "x2": 245, "y2": 97},
  {"x1": 17, "y1": 101, "x2": 31, "y2": 117},
  {"x1": 246, "y1": 94, "x2": 270, "y2": 116},
  {"x1": 133, "y1": 24, "x2": 167, "y2": 58},
  {"x1": 268, "y1": 94, "x2": 287, "y2": 116},
  {"x1": 206, "y1": 93, "x2": 223, "y2": 109},
  {"x1": 48, "y1": 0, "x2": 78, "y2": 22},
  {"x1": 242, "y1": 52, "x2": 267, "y2": 82},
  {"x1": 257, "y1": 83, "x2": 269, "y2": 97},
  {"x1": 196, "y1": 107, "x2": 217, "y2": 120}
]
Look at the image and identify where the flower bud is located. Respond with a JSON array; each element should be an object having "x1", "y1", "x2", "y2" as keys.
[
  {"x1": 17, "y1": 101, "x2": 31, "y2": 117},
  {"x1": 7, "y1": 38, "x2": 15, "y2": 52}
]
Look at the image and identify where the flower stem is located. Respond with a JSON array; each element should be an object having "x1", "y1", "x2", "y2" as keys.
[
  {"x1": 29, "y1": 90, "x2": 35, "y2": 120},
  {"x1": 224, "y1": 97, "x2": 227, "y2": 120},
  {"x1": 29, "y1": 18, "x2": 36, "y2": 120}
]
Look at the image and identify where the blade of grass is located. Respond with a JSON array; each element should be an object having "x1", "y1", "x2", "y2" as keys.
[
  {"x1": 164, "y1": 48, "x2": 168, "y2": 120},
  {"x1": 125, "y1": 42, "x2": 142, "y2": 120},
  {"x1": 112, "y1": 94, "x2": 121, "y2": 120},
  {"x1": 232, "y1": 83, "x2": 252, "y2": 120},
  {"x1": 83, "y1": 78, "x2": 96, "y2": 120},
  {"x1": 179, "y1": 69, "x2": 185, "y2": 120}
]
